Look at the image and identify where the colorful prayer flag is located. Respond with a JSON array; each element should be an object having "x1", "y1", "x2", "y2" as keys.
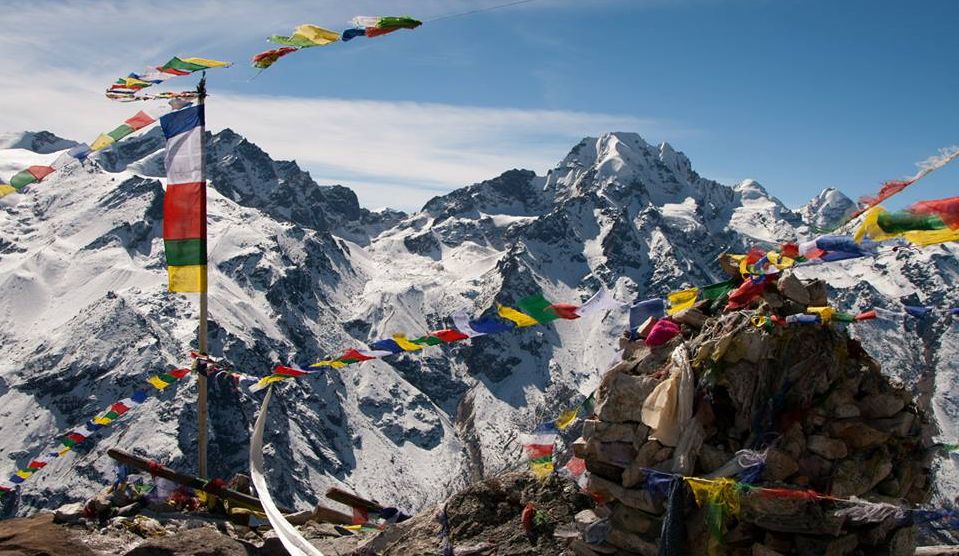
[
  {"x1": 666, "y1": 288, "x2": 699, "y2": 315},
  {"x1": 161, "y1": 105, "x2": 207, "y2": 293},
  {"x1": 497, "y1": 305, "x2": 539, "y2": 328}
]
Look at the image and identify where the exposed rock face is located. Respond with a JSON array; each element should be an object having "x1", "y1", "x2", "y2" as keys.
[{"x1": 577, "y1": 278, "x2": 932, "y2": 554}]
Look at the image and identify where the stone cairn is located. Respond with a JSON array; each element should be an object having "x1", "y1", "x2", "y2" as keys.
[{"x1": 572, "y1": 272, "x2": 932, "y2": 555}]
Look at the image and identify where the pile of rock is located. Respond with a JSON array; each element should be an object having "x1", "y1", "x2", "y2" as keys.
[{"x1": 573, "y1": 272, "x2": 932, "y2": 555}]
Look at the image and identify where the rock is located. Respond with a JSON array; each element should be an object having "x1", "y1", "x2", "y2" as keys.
[
  {"x1": 829, "y1": 421, "x2": 890, "y2": 449},
  {"x1": 797, "y1": 454, "x2": 832, "y2": 482},
  {"x1": 575, "y1": 509, "x2": 601, "y2": 530},
  {"x1": 595, "y1": 373, "x2": 659, "y2": 423},
  {"x1": 753, "y1": 544, "x2": 787, "y2": 556},
  {"x1": 53, "y1": 502, "x2": 86, "y2": 524},
  {"x1": 778, "y1": 273, "x2": 810, "y2": 305},
  {"x1": 569, "y1": 538, "x2": 618, "y2": 555},
  {"x1": 762, "y1": 291, "x2": 785, "y2": 309},
  {"x1": 831, "y1": 455, "x2": 893, "y2": 497},
  {"x1": 807, "y1": 435, "x2": 848, "y2": 460},
  {"x1": 887, "y1": 525, "x2": 916, "y2": 556},
  {"x1": 869, "y1": 412, "x2": 916, "y2": 437},
  {"x1": 698, "y1": 443, "x2": 733, "y2": 473},
  {"x1": 609, "y1": 502, "x2": 658, "y2": 535},
  {"x1": 834, "y1": 403, "x2": 860, "y2": 419},
  {"x1": 606, "y1": 527, "x2": 658, "y2": 556},
  {"x1": 672, "y1": 307, "x2": 708, "y2": 328},
  {"x1": 582, "y1": 420, "x2": 646, "y2": 444},
  {"x1": 763, "y1": 449, "x2": 800, "y2": 482},
  {"x1": 857, "y1": 394, "x2": 905, "y2": 419},
  {"x1": 805, "y1": 279, "x2": 828, "y2": 306},
  {"x1": 824, "y1": 533, "x2": 858, "y2": 556},
  {"x1": 0, "y1": 513, "x2": 98, "y2": 555},
  {"x1": 587, "y1": 475, "x2": 662, "y2": 514},
  {"x1": 585, "y1": 439, "x2": 636, "y2": 468}
]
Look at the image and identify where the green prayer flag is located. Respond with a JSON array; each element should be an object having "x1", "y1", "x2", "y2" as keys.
[
  {"x1": 877, "y1": 211, "x2": 947, "y2": 233},
  {"x1": 516, "y1": 294, "x2": 560, "y2": 324},
  {"x1": 702, "y1": 279, "x2": 736, "y2": 301},
  {"x1": 106, "y1": 124, "x2": 135, "y2": 142},
  {"x1": 9, "y1": 170, "x2": 37, "y2": 190},
  {"x1": 164, "y1": 239, "x2": 207, "y2": 266}
]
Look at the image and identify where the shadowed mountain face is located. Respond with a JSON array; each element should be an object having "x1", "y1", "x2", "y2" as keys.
[{"x1": 0, "y1": 129, "x2": 956, "y2": 517}]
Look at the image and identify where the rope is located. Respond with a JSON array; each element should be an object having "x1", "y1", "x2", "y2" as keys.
[{"x1": 426, "y1": 0, "x2": 542, "y2": 23}]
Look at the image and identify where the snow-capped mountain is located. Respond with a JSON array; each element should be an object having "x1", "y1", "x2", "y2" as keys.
[{"x1": 0, "y1": 129, "x2": 956, "y2": 517}]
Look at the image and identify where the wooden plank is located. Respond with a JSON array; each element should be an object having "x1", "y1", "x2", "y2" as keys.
[
  {"x1": 325, "y1": 487, "x2": 385, "y2": 512},
  {"x1": 107, "y1": 448, "x2": 292, "y2": 514}
]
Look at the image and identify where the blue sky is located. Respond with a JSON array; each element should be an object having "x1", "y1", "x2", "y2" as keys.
[{"x1": 1, "y1": 0, "x2": 956, "y2": 212}]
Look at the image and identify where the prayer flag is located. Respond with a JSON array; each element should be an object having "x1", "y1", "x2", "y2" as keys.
[
  {"x1": 497, "y1": 305, "x2": 539, "y2": 328},
  {"x1": 666, "y1": 288, "x2": 699, "y2": 315}
]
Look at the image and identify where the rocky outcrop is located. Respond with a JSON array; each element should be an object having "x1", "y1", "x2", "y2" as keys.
[{"x1": 576, "y1": 276, "x2": 933, "y2": 555}]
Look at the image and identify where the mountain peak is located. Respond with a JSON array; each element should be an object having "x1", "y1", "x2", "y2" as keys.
[
  {"x1": 0, "y1": 131, "x2": 78, "y2": 154},
  {"x1": 798, "y1": 187, "x2": 856, "y2": 229}
]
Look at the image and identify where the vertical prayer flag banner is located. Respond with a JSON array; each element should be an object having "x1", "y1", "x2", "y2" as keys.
[
  {"x1": 161, "y1": 105, "x2": 207, "y2": 293},
  {"x1": 520, "y1": 425, "x2": 557, "y2": 479}
]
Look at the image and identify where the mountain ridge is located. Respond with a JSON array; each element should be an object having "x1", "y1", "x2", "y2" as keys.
[{"x1": 0, "y1": 127, "x2": 956, "y2": 519}]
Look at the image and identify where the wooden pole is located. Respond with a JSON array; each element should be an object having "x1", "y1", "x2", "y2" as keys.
[
  {"x1": 106, "y1": 448, "x2": 292, "y2": 514},
  {"x1": 196, "y1": 74, "x2": 209, "y2": 479}
]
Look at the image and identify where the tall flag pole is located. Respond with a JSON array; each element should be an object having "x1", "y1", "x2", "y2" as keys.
[
  {"x1": 196, "y1": 76, "x2": 209, "y2": 479},
  {"x1": 159, "y1": 74, "x2": 209, "y2": 478}
]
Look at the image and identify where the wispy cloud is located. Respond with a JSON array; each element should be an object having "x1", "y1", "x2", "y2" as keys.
[{"x1": 0, "y1": 0, "x2": 692, "y2": 211}]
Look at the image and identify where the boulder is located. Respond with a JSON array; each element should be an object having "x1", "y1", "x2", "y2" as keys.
[
  {"x1": 595, "y1": 373, "x2": 659, "y2": 423},
  {"x1": 807, "y1": 435, "x2": 848, "y2": 460},
  {"x1": 53, "y1": 502, "x2": 86, "y2": 524},
  {"x1": 778, "y1": 273, "x2": 810, "y2": 305},
  {"x1": 857, "y1": 394, "x2": 905, "y2": 419}
]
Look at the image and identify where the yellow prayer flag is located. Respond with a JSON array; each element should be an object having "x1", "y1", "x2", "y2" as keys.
[
  {"x1": 147, "y1": 376, "x2": 170, "y2": 390},
  {"x1": 252, "y1": 375, "x2": 291, "y2": 391},
  {"x1": 90, "y1": 134, "x2": 115, "y2": 151},
  {"x1": 0, "y1": 185, "x2": 16, "y2": 198},
  {"x1": 554, "y1": 407, "x2": 579, "y2": 430},
  {"x1": 497, "y1": 305, "x2": 539, "y2": 328},
  {"x1": 903, "y1": 227, "x2": 959, "y2": 247},
  {"x1": 58, "y1": 447, "x2": 72, "y2": 456},
  {"x1": 94, "y1": 416, "x2": 113, "y2": 425},
  {"x1": 15, "y1": 470, "x2": 33, "y2": 479},
  {"x1": 292, "y1": 24, "x2": 340, "y2": 45},
  {"x1": 666, "y1": 288, "x2": 699, "y2": 315},
  {"x1": 310, "y1": 360, "x2": 346, "y2": 369},
  {"x1": 807, "y1": 306, "x2": 835, "y2": 322},
  {"x1": 168, "y1": 265, "x2": 208, "y2": 293},
  {"x1": 179, "y1": 57, "x2": 232, "y2": 68},
  {"x1": 392, "y1": 334, "x2": 424, "y2": 351},
  {"x1": 530, "y1": 461, "x2": 554, "y2": 479},
  {"x1": 767, "y1": 251, "x2": 795, "y2": 270}
]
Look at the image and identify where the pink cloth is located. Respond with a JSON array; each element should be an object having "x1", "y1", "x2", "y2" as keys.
[{"x1": 644, "y1": 320, "x2": 681, "y2": 347}]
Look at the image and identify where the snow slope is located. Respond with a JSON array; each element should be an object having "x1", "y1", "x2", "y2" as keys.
[{"x1": 0, "y1": 129, "x2": 956, "y2": 517}]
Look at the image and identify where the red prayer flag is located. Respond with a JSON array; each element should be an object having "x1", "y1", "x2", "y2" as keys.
[
  {"x1": 546, "y1": 304, "x2": 581, "y2": 320},
  {"x1": 365, "y1": 27, "x2": 399, "y2": 38},
  {"x1": 66, "y1": 433, "x2": 86, "y2": 444},
  {"x1": 726, "y1": 280, "x2": 766, "y2": 310},
  {"x1": 432, "y1": 329, "x2": 469, "y2": 343},
  {"x1": 523, "y1": 444, "x2": 554, "y2": 459},
  {"x1": 909, "y1": 196, "x2": 959, "y2": 229},
  {"x1": 111, "y1": 402, "x2": 131, "y2": 415},
  {"x1": 163, "y1": 182, "x2": 206, "y2": 240},
  {"x1": 341, "y1": 349, "x2": 374, "y2": 362},
  {"x1": 855, "y1": 310, "x2": 877, "y2": 321},
  {"x1": 125, "y1": 111, "x2": 157, "y2": 131},
  {"x1": 168, "y1": 368, "x2": 190, "y2": 379},
  {"x1": 275, "y1": 366, "x2": 307, "y2": 377},
  {"x1": 26, "y1": 166, "x2": 55, "y2": 182}
]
